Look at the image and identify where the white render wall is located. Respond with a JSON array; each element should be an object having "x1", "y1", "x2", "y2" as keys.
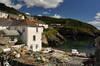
[
  {"x1": 26, "y1": 27, "x2": 43, "y2": 51},
  {"x1": 0, "y1": 26, "x2": 8, "y2": 30},
  {"x1": 0, "y1": 12, "x2": 8, "y2": 18},
  {"x1": 9, "y1": 26, "x2": 43, "y2": 51},
  {"x1": 39, "y1": 24, "x2": 48, "y2": 29}
]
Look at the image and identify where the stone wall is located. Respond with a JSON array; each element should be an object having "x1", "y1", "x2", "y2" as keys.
[{"x1": 0, "y1": 36, "x2": 15, "y2": 47}]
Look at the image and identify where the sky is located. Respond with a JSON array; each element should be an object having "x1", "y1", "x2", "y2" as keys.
[{"x1": 0, "y1": 0, "x2": 100, "y2": 29}]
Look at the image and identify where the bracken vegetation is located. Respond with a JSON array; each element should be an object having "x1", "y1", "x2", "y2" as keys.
[
  {"x1": 0, "y1": 3, "x2": 22, "y2": 14},
  {"x1": 34, "y1": 16, "x2": 100, "y2": 40}
]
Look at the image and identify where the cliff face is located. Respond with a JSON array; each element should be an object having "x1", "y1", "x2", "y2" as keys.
[{"x1": 42, "y1": 28, "x2": 66, "y2": 47}]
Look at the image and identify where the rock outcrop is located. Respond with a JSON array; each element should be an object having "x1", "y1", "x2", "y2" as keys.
[
  {"x1": 42, "y1": 31, "x2": 66, "y2": 47},
  {"x1": 95, "y1": 36, "x2": 100, "y2": 66}
]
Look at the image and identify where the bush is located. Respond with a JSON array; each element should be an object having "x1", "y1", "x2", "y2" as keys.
[{"x1": 15, "y1": 40, "x2": 23, "y2": 45}]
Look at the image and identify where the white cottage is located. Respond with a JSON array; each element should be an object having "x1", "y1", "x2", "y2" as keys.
[
  {"x1": 10, "y1": 26, "x2": 43, "y2": 51},
  {"x1": 0, "y1": 11, "x2": 8, "y2": 18},
  {"x1": 0, "y1": 18, "x2": 44, "y2": 51}
]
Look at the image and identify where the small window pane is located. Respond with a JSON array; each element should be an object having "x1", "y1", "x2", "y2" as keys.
[
  {"x1": 11, "y1": 36, "x2": 14, "y2": 41},
  {"x1": 33, "y1": 35, "x2": 36, "y2": 41},
  {"x1": 36, "y1": 27, "x2": 38, "y2": 32},
  {"x1": 36, "y1": 44, "x2": 38, "y2": 49}
]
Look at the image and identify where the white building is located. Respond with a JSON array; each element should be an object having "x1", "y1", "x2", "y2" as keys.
[
  {"x1": 0, "y1": 11, "x2": 8, "y2": 18},
  {"x1": 0, "y1": 18, "x2": 45, "y2": 51},
  {"x1": 9, "y1": 26, "x2": 43, "y2": 51},
  {"x1": 0, "y1": 11, "x2": 24, "y2": 20},
  {"x1": 0, "y1": 11, "x2": 48, "y2": 51}
]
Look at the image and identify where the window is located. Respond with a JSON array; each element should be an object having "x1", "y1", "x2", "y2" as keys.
[
  {"x1": 33, "y1": 35, "x2": 36, "y2": 41},
  {"x1": 36, "y1": 44, "x2": 38, "y2": 49},
  {"x1": 10, "y1": 36, "x2": 14, "y2": 41},
  {"x1": 36, "y1": 27, "x2": 38, "y2": 32}
]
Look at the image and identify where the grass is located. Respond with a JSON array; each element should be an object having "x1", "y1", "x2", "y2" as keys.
[{"x1": 44, "y1": 28, "x2": 58, "y2": 37}]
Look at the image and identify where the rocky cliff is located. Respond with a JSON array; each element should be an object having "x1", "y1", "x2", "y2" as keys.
[{"x1": 42, "y1": 28, "x2": 66, "y2": 47}]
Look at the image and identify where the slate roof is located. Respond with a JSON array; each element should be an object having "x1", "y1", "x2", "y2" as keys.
[
  {"x1": 8, "y1": 13, "x2": 19, "y2": 19},
  {"x1": 2, "y1": 29, "x2": 19, "y2": 36}
]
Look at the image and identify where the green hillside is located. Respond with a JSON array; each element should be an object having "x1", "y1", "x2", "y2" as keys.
[
  {"x1": 0, "y1": 3, "x2": 21, "y2": 14},
  {"x1": 34, "y1": 16, "x2": 100, "y2": 40}
]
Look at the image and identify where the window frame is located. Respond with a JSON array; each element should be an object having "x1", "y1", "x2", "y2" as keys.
[
  {"x1": 33, "y1": 35, "x2": 36, "y2": 41},
  {"x1": 36, "y1": 27, "x2": 38, "y2": 32},
  {"x1": 10, "y1": 36, "x2": 15, "y2": 41}
]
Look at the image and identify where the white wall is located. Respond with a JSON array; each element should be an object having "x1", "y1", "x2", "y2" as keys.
[
  {"x1": 26, "y1": 27, "x2": 43, "y2": 51},
  {"x1": 0, "y1": 12, "x2": 8, "y2": 18},
  {"x1": 39, "y1": 24, "x2": 48, "y2": 29},
  {"x1": 9, "y1": 26, "x2": 43, "y2": 51},
  {"x1": 0, "y1": 26, "x2": 8, "y2": 30}
]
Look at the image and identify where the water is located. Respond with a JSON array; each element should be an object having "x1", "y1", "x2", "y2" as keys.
[
  {"x1": 59, "y1": 40, "x2": 95, "y2": 54},
  {"x1": 67, "y1": 47, "x2": 95, "y2": 54}
]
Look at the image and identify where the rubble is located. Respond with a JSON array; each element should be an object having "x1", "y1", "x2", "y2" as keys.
[
  {"x1": 3, "y1": 48, "x2": 11, "y2": 52},
  {"x1": 0, "y1": 43, "x2": 90, "y2": 66},
  {"x1": 0, "y1": 45, "x2": 72, "y2": 65}
]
